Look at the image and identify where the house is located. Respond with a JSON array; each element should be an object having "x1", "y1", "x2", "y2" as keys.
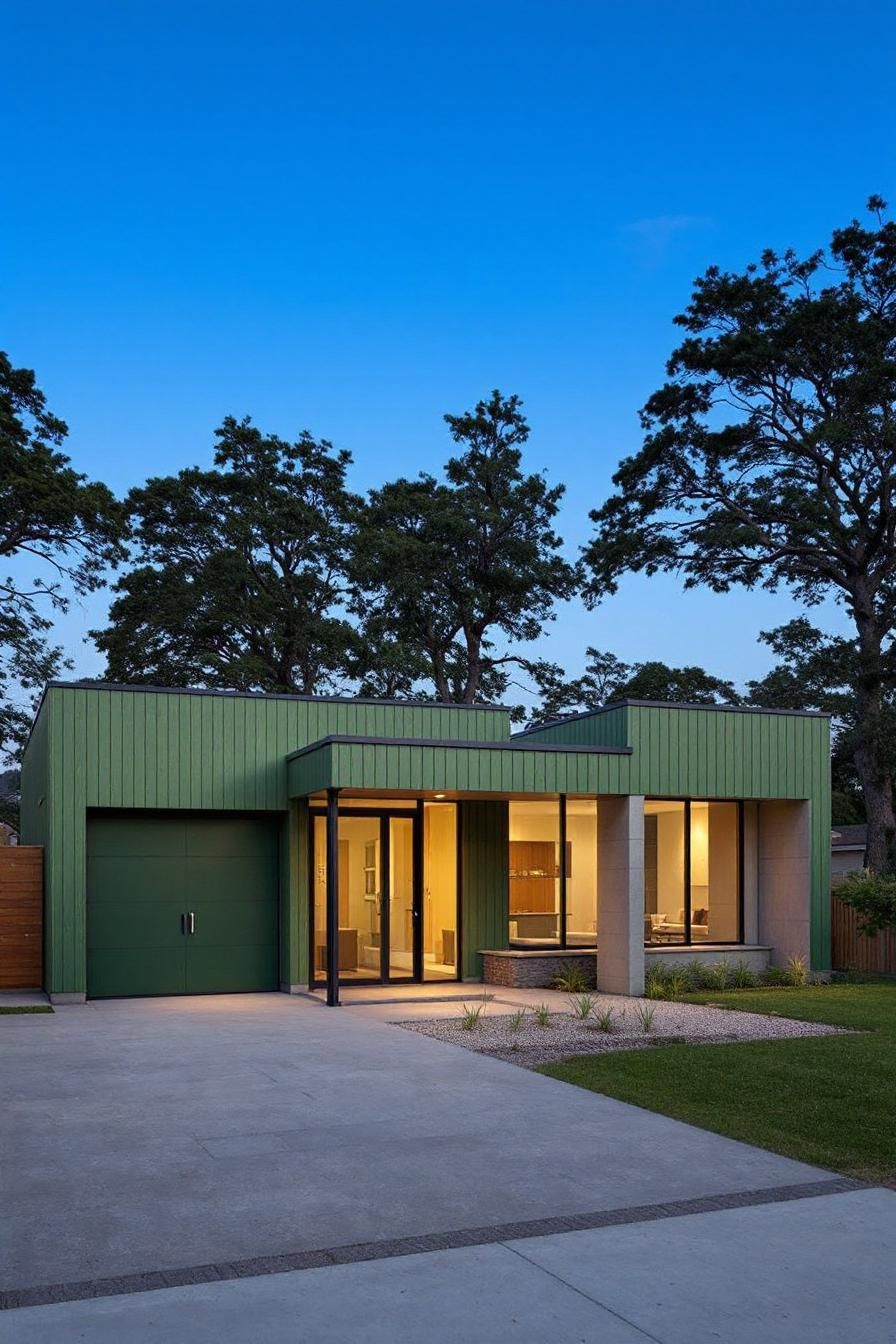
[
  {"x1": 19, "y1": 681, "x2": 831, "y2": 1004},
  {"x1": 831, "y1": 824, "x2": 867, "y2": 883}
]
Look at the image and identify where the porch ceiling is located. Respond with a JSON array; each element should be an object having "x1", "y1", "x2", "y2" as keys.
[{"x1": 286, "y1": 734, "x2": 632, "y2": 799}]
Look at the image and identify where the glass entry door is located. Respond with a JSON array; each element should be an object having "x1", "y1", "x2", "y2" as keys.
[
  {"x1": 311, "y1": 810, "x2": 417, "y2": 985},
  {"x1": 387, "y1": 817, "x2": 415, "y2": 980}
]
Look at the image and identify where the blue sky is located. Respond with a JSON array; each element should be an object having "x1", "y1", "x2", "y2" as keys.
[{"x1": 4, "y1": 0, "x2": 894, "y2": 700}]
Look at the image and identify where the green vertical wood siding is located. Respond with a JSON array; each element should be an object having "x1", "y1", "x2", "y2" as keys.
[
  {"x1": 460, "y1": 801, "x2": 509, "y2": 979},
  {"x1": 293, "y1": 799, "x2": 310, "y2": 987},
  {"x1": 19, "y1": 683, "x2": 832, "y2": 992},
  {"x1": 288, "y1": 740, "x2": 632, "y2": 797},
  {"x1": 19, "y1": 686, "x2": 512, "y2": 994}
]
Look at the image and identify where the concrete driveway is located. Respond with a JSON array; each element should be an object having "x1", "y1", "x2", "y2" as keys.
[{"x1": 0, "y1": 992, "x2": 854, "y2": 1303}]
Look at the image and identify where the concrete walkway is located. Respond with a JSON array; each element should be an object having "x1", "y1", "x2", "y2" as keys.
[
  {"x1": 0, "y1": 991, "x2": 885, "y2": 1334},
  {"x1": 3, "y1": 1187, "x2": 894, "y2": 1342}
]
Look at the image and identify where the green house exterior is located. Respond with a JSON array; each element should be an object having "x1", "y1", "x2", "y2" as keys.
[{"x1": 20, "y1": 682, "x2": 831, "y2": 1003}]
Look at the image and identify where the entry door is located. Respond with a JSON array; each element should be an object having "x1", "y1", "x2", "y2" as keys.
[
  {"x1": 386, "y1": 816, "x2": 415, "y2": 981},
  {"x1": 312, "y1": 811, "x2": 419, "y2": 984}
]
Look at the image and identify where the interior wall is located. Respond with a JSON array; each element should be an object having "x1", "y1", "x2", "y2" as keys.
[
  {"x1": 424, "y1": 804, "x2": 457, "y2": 967},
  {"x1": 566, "y1": 806, "x2": 597, "y2": 938},
  {"x1": 656, "y1": 810, "x2": 684, "y2": 918}
]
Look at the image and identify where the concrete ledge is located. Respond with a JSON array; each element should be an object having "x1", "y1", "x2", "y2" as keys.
[
  {"x1": 482, "y1": 949, "x2": 597, "y2": 989},
  {"x1": 645, "y1": 946, "x2": 772, "y2": 973},
  {"x1": 48, "y1": 992, "x2": 87, "y2": 1005},
  {"x1": 482, "y1": 945, "x2": 774, "y2": 989}
]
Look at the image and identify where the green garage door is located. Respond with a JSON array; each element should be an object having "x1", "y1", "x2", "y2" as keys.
[{"x1": 87, "y1": 814, "x2": 279, "y2": 998}]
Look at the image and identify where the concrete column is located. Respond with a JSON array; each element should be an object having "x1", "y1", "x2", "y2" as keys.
[
  {"x1": 597, "y1": 796, "x2": 645, "y2": 996},
  {"x1": 758, "y1": 800, "x2": 811, "y2": 967}
]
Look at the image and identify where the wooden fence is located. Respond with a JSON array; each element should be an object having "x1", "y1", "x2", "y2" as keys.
[
  {"x1": 0, "y1": 846, "x2": 43, "y2": 990},
  {"x1": 831, "y1": 894, "x2": 896, "y2": 975}
]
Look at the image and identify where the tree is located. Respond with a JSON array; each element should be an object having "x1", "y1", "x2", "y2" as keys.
[
  {"x1": 746, "y1": 617, "x2": 890, "y2": 824},
  {"x1": 583, "y1": 199, "x2": 896, "y2": 872},
  {"x1": 94, "y1": 417, "x2": 361, "y2": 694},
  {"x1": 530, "y1": 647, "x2": 739, "y2": 724},
  {"x1": 352, "y1": 391, "x2": 577, "y2": 704},
  {"x1": 0, "y1": 352, "x2": 124, "y2": 774}
]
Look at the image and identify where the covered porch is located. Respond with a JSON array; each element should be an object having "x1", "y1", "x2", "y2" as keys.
[{"x1": 287, "y1": 733, "x2": 810, "y2": 1007}]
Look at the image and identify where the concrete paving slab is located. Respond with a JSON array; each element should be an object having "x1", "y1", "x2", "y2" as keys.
[
  {"x1": 3, "y1": 1190, "x2": 894, "y2": 1343},
  {"x1": 1, "y1": 992, "x2": 830, "y2": 1293},
  {"x1": 509, "y1": 1186, "x2": 896, "y2": 1344},
  {"x1": 0, "y1": 1243, "x2": 650, "y2": 1344}
]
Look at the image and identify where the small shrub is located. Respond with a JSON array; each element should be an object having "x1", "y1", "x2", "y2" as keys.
[
  {"x1": 568, "y1": 992, "x2": 595, "y2": 1020},
  {"x1": 532, "y1": 1002, "x2": 552, "y2": 1027},
  {"x1": 785, "y1": 954, "x2": 808, "y2": 987},
  {"x1": 701, "y1": 960, "x2": 730, "y2": 992},
  {"x1": 729, "y1": 960, "x2": 759, "y2": 989},
  {"x1": 644, "y1": 963, "x2": 669, "y2": 999},
  {"x1": 508, "y1": 1008, "x2": 526, "y2": 1031},
  {"x1": 761, "y1": 966, "x2": 790, "y2": 987},
  {"x1": 459, "y1": 1003, "x2": 485, "y2": 1030},
  {"x1": 664, "y1": 968, "x2": 690, "y2": 1001},
  {"x1": 683, "y1": 958, "x2": 713, "y2": 990},
  {"x1": 838, "y1": 869, "x2": 896, "y2": 936},
  {"x1": 594, "y1": 1006, "x2": 621, "y2": 1033},
  {"x1": 552, "y1": 963, "x2": 590, "y2": 993},
  {"x1": 635, "y1": 1002, "x2": 656, "y2": 1033}
]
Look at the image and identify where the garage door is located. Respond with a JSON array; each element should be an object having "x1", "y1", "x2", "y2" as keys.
[{"x1": 87, "y1": 815, "x2": 279, "y2": 998}]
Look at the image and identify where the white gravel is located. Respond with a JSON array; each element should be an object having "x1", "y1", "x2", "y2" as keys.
[{"x1": 395, "y1": 994, "x2": 849, "y2": 1067}]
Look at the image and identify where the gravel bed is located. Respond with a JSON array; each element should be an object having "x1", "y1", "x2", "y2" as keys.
[{"x1": 395, "y1": 997, "x2": 849, "y2": 1068}]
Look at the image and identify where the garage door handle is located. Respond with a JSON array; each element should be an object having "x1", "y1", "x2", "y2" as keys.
[{"x1": 188, "y1": 912, "x2": 195, "y2": 935}]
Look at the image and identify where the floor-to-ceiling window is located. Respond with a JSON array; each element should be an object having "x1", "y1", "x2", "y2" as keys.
[
  {"x1": 508, "y1": 798, "x2": 597, "y2": 948},
  {"x1": 644, "y1": 799, "x2": 742, "y2": 945},
  {"x1": 690, "y1": 801, "x2": 740, "y2": 942},
  {"x1": 423, "y1": 802, "x2": 458, "y2": 980}
]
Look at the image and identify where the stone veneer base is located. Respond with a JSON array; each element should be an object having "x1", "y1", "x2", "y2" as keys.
[{"x1": 481, "y1": 949, "x2": 597, "y2": 989}]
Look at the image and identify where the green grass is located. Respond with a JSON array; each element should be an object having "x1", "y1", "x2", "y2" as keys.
[
  {"x1": 0, "y1": 1004, "x2": 53, "y2": 1014},
  {"x1": 540, "y1": 983, "x2": 896, "y2": 1184}
]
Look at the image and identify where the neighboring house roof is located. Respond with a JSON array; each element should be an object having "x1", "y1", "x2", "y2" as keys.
[{"x1": 831, "y1": 824, "x2": 867, "y2": 852}]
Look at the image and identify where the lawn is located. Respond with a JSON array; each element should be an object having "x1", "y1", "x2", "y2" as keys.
[
  {"x1": 0, "y1": 1005, "x2": 53, "y2": 1014},
  {"x1": 540, "y1": 982, "x2": 896, "y2": 1184}
]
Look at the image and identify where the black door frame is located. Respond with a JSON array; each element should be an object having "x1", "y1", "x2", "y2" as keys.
[{"x1": 309, "y1": 802, "x2": 446, "y2": 989}]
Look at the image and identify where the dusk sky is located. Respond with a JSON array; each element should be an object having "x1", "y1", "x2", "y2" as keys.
[{"x1": 5, "y1": 0, "x2": 894, "y2": 702}]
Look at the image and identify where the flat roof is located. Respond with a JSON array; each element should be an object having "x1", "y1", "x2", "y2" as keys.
[
  {"x1": 287, "y1": 734, "x2": 632, "y2": 761},
  {"x1": 514, "y1": 698, "x2": 830, "y2": 738},
  {"x1": 38, "y1": 680, "x2": 512, "y2": 713}
]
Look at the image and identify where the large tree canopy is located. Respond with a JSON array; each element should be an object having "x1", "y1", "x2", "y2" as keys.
[
  {"x1": 584, "y1": 199, "x2": 896, "y2": 871},
  {"x1": 746, "y1": 617, "x2": 890, "y2": 825},
  {"x1": 0, "y1": 352, "x2": 124, "y2": 784},
  {"x1": 352, "y1": 391, "x2": 577, "y2": 705},
  {"x1": 530, "y1": 647, "x2": 739, "y2": 724},
  {"x1": 94, "y1": 418, "x2": 361, "y2": 694}
]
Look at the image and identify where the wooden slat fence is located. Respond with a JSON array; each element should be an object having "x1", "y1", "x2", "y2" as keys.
[
  {"x1": 0, "y1": 846, "x2": 43, "y2": 990},
  {"x1": 831, "y1": 894, "x2": 896, "y2": 975}
]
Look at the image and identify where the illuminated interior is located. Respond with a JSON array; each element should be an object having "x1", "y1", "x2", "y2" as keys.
[
  {"x1": 312, "y1": 803, "x2": 458, "y2": 983},
  {"x1": 508, "y1": 798, "x2": 598, "y2": 947},
  {"x1": 644, "y1": 799, "x2": 740, "y2": 945}
]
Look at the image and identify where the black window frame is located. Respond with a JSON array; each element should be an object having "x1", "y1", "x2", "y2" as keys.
[
  {"x1": 508, "y1": 794, "x2": 598, "y2": 951},
  {"x1": 644, "y1": 798, "x2": 744, "y2": 948},
  {"x1": 307, "y1": 799, "x2": 462, "y2": 988}
]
